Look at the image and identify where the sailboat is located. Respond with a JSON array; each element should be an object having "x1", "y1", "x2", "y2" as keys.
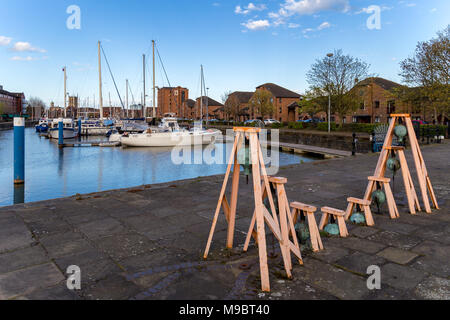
[
  {"x1": 120, "y1": 46, "x2": 220, "y2": 147},
  {"x1": 48, "y1": 66, "x2": 78, "y2": 140}
]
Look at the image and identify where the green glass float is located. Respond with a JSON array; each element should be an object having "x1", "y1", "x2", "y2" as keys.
[
  {"x1": 237, "y1": 146, "x2": 252, "y2": 177},
  {"x1": 295, "y1": 222, "x2": 310, "y2": 244},
  {"x1": 324, "y1": 223, "x2": 340, "y2": 236},
  {"x1": 372, "y1": 189, "x2": 386, "y2": 205},
  {"x1": 394, "y1": 125, "x2": 408, "y2": 143},
  {"x1": 350, "y1": 212, "x2": 366, "y2": 224},
  {"x1": 387, "y1": 157, "x2": 401, "y2": 173}
]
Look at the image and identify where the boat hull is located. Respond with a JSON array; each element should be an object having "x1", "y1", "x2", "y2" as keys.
[
  {"x1": 120, "y1": 130, "x2": 220, "y2": 147},
  {"x1": 48, "y1": 128, "x2": 78, "y2": 139}
]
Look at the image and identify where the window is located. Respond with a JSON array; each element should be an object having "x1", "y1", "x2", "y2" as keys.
[
  {"x1": 279, "y1": 108, "x2": 282, "y2": 113},
  {"x1": 360, "y1": 102, "x2": 365, "y2": 110},
  {"x1": 375, "y1": 101, "x2": 380, "y2": 108},
  {"x1": 352, "y1": 116, "x2": 357, "y2": 123},
  {"x1": 343, "y1": 117, "x2": 347, "y2": 124},
  {"x1": 375, "y1": 116, "x2": 380, "y2": 123},
  {"x1": 278, "y1": 98, "x2": 282, "y2": 103},
  {"x1": 387, "y1": 100, "x2": 396, "y2": 114}
]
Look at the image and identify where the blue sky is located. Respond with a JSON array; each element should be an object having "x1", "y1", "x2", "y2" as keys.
[{"x1": 0, "y1": 0, "x2": 448, "y2": 108}]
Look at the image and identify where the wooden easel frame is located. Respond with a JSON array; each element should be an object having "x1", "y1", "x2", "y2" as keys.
[
  {"x1": 203, "y1": 127, "x2": 302, "y2": 292},
  {"x1": 363, "y1": 114, "x2": 439, "y2": 214}
]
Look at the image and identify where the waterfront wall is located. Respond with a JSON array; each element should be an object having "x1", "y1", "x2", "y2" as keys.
[
  {"x1": 211, "y1": 126, "x2": 372, "y2": 153},
  {"x1": 0, "y1": 120, "x2": 38, "y2": 131}
]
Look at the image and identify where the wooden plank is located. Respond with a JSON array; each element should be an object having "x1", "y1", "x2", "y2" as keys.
[
  {"x1": 277, "y1": 184, "x2": 292, "y2": 277},
  {"x1": 204, "y1": 132, "x2": 240, "y2": 259},
  {"x1": 250, "y1": 133, "x2": 270, "y2": 292},
  {"x1": 227, "y1": 150, "x2": 241, "y2": 249},
  {"x1": 405, "y1": 119, "x2": 432, "y2": 213},
  {"x1": 398, "y1": 150, "x2": 416, "y2": 215}
]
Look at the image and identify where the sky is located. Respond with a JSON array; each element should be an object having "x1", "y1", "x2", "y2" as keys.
[{"x1": 0, "y1": 0, "x2": 448, "y2": 108}]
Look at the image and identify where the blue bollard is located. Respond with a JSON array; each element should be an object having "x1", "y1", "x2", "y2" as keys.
[
  {"x1": 58, "y1": 120, "x2": 64, "y2": 147},
  {"x1": 77, "y1": 118, "x2": 82, "y2": 140},
  {"x1": 14, "y1": 117, "x2": 25, "y2": 184}
]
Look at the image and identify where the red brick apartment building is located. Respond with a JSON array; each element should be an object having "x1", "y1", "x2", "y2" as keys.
[
  {"x1": 340, "y1": 77, "x2": 447, "y2": 124},
  {"x1": 222, "y1": 85, "x2": 302, "y2": 123},
  {"x1": 0, "y1": 85, "x2": 26, "y2": 116},
  {"x1": 254, "y1": 83, "x2": 302, "y2": 122},
  {"x1": 224, "y1": 91, "x2": 254, "y2": 122},
  {"x1": 157, "y1": 86, "x2": 188, "y2": 118},
  {"x1": 195, "y1": 96, "x2": 224, "y2": 120},
  {"x1": 185, "y1": 99, "x2": 196, "y2": 119}
]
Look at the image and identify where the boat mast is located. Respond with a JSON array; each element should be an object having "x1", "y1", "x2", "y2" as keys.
[
  {"x1": 126, "y1": 79, "x2": 129, "y2": 118},
  {"x1": 200, "y1": 65, "x2": 203, "y2": 122},
  {"x1": 98, "y1": 41, "x2": 104, "y2": 120},
  {"x1": 143, "y1": 54, "x2": 146, "y2": 118},
  {"x1": 63, "y1": 66, "x2": 67, "y2": 118},
  {"x1": 152, "y1": 40, "x2": 156, "y2": 118}
]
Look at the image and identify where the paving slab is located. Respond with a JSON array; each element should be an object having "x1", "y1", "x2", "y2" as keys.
[
  {"x1": 0, "y1": 245, "x2": 48, "y2": 274},
  {"x1": 380, "y1": 263, "x2": 428, "y2": 291},
  {"x1": 377, "y1": 247, "x2": 419, "y2": 265},
  {"x1": 414, "y1": 276, "x2": 450, "y2": 300},
  {"x1": 0, "y1": 263, "x2": 65, "y2": 299}
]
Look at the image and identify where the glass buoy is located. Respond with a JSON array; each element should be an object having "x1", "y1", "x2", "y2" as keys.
[
  {"x1": 394, "y1": 125, "x2": 408, "y2": 143},
  {"x1": 350, "y1": 212, "x2": 366, "y2": 224},
  {"x1": 387, "y1": 157, "x2": 401, "y2": 172},
  {"x1": 372, "y1": 189, "x2": 386, "y2": 205},
  {"x1": 324, "y1": 223, "x2": 340, "y2": 235}
]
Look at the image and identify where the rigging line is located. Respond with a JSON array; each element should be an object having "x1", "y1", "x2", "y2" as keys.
[
  {"x1": 100, "y1": 44, "x2": 125, "y2": 110},
  {"x1": 156, "y1": 46, "x2": 171, "y2": 88}
]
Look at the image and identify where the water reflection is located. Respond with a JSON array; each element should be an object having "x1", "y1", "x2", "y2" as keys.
[
  {"x1": 13, "y1": 184, "x2": 24, "y2": 204},
  {"x1": 0, "y1": 128, "x2": 320, "y2": 206}
]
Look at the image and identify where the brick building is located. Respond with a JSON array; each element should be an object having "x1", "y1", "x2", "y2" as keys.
[
  {"x1": 0, "y1": 85, "x2": 26, "y2": 117},
  {"x1": 195, "y1": 96, "x2": 224, "y2": 120},
  {"x1": 224, "y1": 91, "x2": 254, "y2": 122},
  {"x1": 254, "y1": 83, "x2": 302, "y2": 122},
  {"x1": 157, "y1": 86, "x2": 188, "y2": 118},
  {"x1": 185, "y1": 99, "x2": 196, "y2": 119}
]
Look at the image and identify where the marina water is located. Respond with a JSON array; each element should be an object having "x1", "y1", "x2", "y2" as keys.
[{"x1": 0, "y1": 128, "x2": 319, "y2": 206}]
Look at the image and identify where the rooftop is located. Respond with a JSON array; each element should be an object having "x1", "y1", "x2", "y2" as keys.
[{"x1": 256, "y1": 83, "x2": 301, "y2": 98}]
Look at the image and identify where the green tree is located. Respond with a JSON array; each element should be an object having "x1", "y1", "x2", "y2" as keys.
[
  {"x1": 399, "y1": 25, "x2": 449, "y2": 124},
  {"x1": 248, "y1": 89, "x2": 274, "y2": 119},
  {"x1": 298, "y1": 88, "x2": 328, "y2": 119},
  {"x1": 306, "y1": 49, "x2": 370, "y2": 124}
]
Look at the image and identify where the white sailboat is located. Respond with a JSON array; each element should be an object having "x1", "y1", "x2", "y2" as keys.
[
  {"x1": 120, "y1": 116, "x2": 220, "y2": 147},
  {"x1": 48, "y1": 67, "x2": 78, "y2": 140}
]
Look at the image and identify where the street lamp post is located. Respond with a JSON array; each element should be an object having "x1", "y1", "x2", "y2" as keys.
[
  {"x1": 206, "y1": 87, "x2": 210, "y2": 125},
  {"x1": 327, "y1": 53, "x2": 334, "y2": 133}
]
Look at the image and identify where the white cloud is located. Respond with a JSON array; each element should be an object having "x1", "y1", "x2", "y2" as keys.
[
  {"x1": 11, "y1": 41, "x2": 46, "y2": 53},
  {"x1": 11, "y1": 56, "x2": 37, "y2": 61},
  {"x1": 235, "y1": 3, "x2": 267, "y2": 15},
  {"x1": 405, "y1": 3, "x2": 416, "y2": 7},
  {"x1": 317, "y1": 21, "x2": 331, "y2": 30},
  {"x1": 355, "y1": 5, "x2": 392, "y2": 14},
  {"x1": 277, "y1": 0, "x2": 350, "y2": 17},
  {"x1": 302, "y1": 21, "x2": 332, "y2": 37},
  {"x1": 288, "y1": 23, "x2": 300, "y2": 28},
  {"x1": 430, "y1": 8, "x2": 437, "y2": 13},
  {"x1": 0, "y1": 36, "x2": 12, "y2": 46},
  {"x1": 241, "y1": 19, "x2": 270, "y2": 30}
]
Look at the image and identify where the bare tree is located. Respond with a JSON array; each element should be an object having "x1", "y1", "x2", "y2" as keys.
[
  {"x1": 306, "y1": 49, "x2": 370, "y2": 124},
  {"x1": 399, "y1": 25, "x2": 449, "y2": 124},
  {"x1": 27, "y1": 97, "x2": 47, "y2": 120},
  {"x1": 223, "y1": 92, "x2": 240, "y2": 121}
]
